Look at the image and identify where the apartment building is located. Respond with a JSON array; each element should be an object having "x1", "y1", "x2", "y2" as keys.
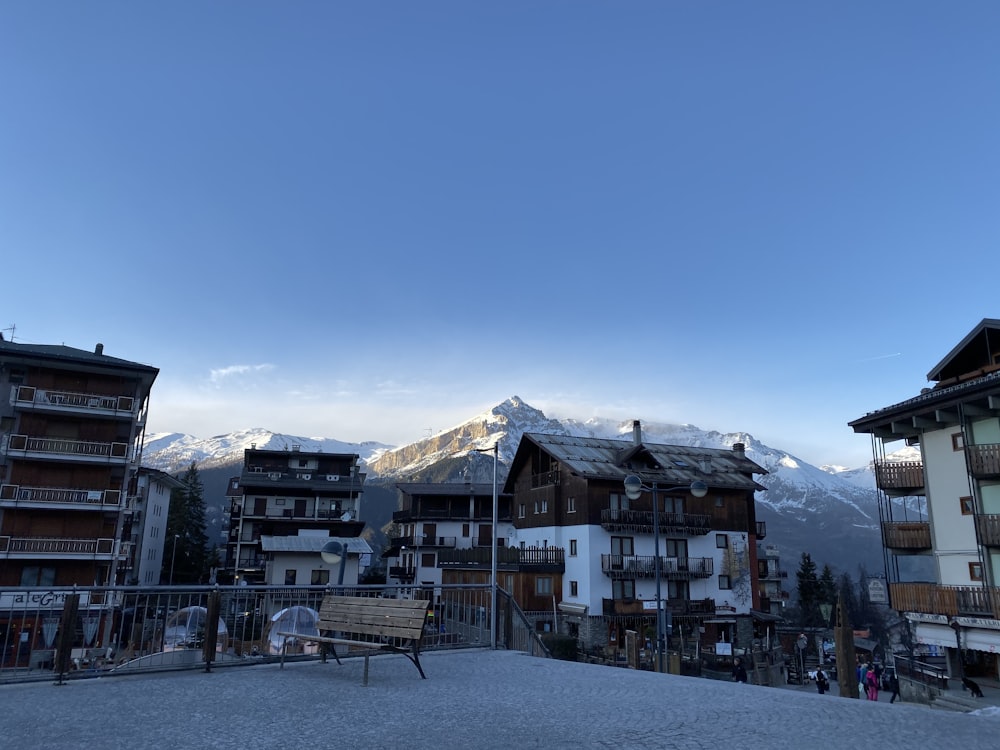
[
  {"x1": 0, "y1": 338, "x2": 158, "y2": 588},
  {"x1": 503, "y1": 422, "x2": 768, "y2": 656},
  {"x1": 224, "y1": 445, "x2": 368, "y2": 585},
  {"x1": 130, "y1": 467, "x2": 184, "y2": 586},
  {"x1": 850, "y1": 318, "x2": 1000, "y2": 681}
]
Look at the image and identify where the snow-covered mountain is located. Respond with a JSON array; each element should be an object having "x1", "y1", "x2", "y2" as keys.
[{"x1": 141, "y1": 395, "x2": 897, "y2": 576}]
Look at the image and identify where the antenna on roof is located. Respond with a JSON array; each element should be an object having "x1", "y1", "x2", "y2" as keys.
[{"x1": 1, "y1": 323, "x2": 15, "y2": 342}]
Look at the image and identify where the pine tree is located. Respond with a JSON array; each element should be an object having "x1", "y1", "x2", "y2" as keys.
[
  {"x1": 795, "y1": 553, "x2": 821, "y2": 627},
  {"x1": 162, "y1": 463, "x2": 211, "y2": 584},
  {"x1": 818, "y1": 564, "x2": 837, "y2": 624}
]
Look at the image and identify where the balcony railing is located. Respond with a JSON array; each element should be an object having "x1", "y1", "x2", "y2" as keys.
[
  {"x1": 388, "y1": 565, "x2": 416, "y2": 581},
  {"x1": 599, "y1": 508, "x2": 712, "y2": 535},
  {"x1": 883, "y1": 522, "x2": 932, "y2": 550},
  {"x1": 889, "y1": 582, "x2": 1000, "y2": 619},
  {"x1": 529, "y1": 469, "x2": 560, "y2": 489},
  {"x1": 388, "y1": 535, "x2": 457, "y2": 549},
  {"x1": 12, "y1": 385, "x2": 135, "y2": 416},
  {"x1": 601, "y1": 597, "x2": 715, "y2": 618},
  {"x1": 874, "y1": 461, "x2": 925, "y2": 493},
  {"x1": 0, "y1": 536, "x2": 117, "y2": 557},
  {"x1": 967, "y1": 444, "x2": 1000, "y2": 478},
  {"x1": 600, "y1": 554, "x2": 713, "y2": 579},
  {"x1": 975, "y1": 514, "x2": 1000, "y2": 547},
  {"x1": 438, "y1": 546, "x2": 564, "y2": 570},
  {"x1": 0, "y1": 485, "x2": 122, "y2": 509},
  {"x1": 2, "y1": 434, "x2": 129, "y2": 462}
]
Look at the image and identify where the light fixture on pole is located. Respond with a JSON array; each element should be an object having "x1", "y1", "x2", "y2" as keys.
[
  {"x1": 472, "y1": 443, "x2": 499, "y2": 650},
  {"x1": 321, "y1": 540, "x2": 348, "y2": 589},
  {"x1": 622, "y1": 476, "x2": 708, "y2": 673}
]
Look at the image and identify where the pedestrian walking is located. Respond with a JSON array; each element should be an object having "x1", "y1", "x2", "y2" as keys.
[
  {"x1": 815, "y1": 667, "x2": 830, "y2": 694},
  {"x1": 888, "y1": 672, "x2": 900, "y2": 704},
  {"x1": 866, "y1": 664, "x2": 879, "y2": 701},
  {"x1": 732, "y1": 657, "x2": 748, "y2": 683}
]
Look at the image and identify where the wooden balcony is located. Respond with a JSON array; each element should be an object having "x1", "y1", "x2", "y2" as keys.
[
  {"x1": 599, "y1": 508, "x2": 712, "y2": 536},
  {"x1": 2, "y1": 434, "x2": 129, "y2": 463},
  {"x1": 0, "y1": 536, "x2": 118, "y2": 559},
  {"x1": 883, "y1": 522, "x2": 932, "y2": 551},
  {"x1": 12, "y1": 385, "x2": 136, "y2": 417},
  {"x1": 388, "y1": 565, "x2": 416, "y2": 582},
  {"x1": 889, "y1": 582, "x2": 1000, "y2": 618},
  {"x1": 975, "y1": 514, "x2": 1000, "y2": 547},
  {"x1": 874, "y1": 461, "x2": 925, "y2": 494},
  {"x1": 0, "y1": 484, "x2": 122, "y2": 510},
  {"x1": 601, "y1": 597, "x2": 715, "y2": 618},
  {"x1": 438, "y1": 546, "x2": 564, "y2": 572},
  {"x1": 967, "y1": 444, "x2": 1000, "y2": 478},
  {"x1": 600, "y1": 554, "x2": 713, "y2": 579}
]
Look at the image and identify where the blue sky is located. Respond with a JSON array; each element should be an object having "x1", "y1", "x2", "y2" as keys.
[{"x1": 2, "y1": 2, "x2": 998, "y2": 469}]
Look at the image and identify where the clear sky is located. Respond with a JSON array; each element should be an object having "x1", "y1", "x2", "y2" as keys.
[{"x1": 3, "y1": 2, "x2": 999, "y2": 469}]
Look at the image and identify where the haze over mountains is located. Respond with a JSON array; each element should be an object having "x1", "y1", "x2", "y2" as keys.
[{"x1": 142, "y1": 396, "x2": 897, "y2": 578}]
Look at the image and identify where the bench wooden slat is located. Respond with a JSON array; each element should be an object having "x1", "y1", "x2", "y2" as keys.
[{"x1": 280, "y1": 594, "x2": 431, "y2": 685}]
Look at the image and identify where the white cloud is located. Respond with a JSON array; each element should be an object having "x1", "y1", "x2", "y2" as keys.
[{"x1": 209, "y1": 363, "x2": 275, "y2": 384}]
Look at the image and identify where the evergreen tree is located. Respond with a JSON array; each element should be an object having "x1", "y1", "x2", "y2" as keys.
[
  {"x1": 795, "y1": 553, "x2": 821, "y2": 627},
  {"x1": 818, "y1": 564, "x2": 837, "y2": 624},
  {"x1": 162, "y1": 463, "x2": 211, "y2": 584}
]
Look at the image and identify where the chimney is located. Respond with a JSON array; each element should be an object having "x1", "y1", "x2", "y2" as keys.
[
  {"x1": 732, "y1": 442, "x2": 746, "y2": 459},
  {"x1": 632, "y1": 420, "x2": 642, "y2": 446},
  {"x1": 95, "y1": 343, "x2": 104, "y2": 356}
]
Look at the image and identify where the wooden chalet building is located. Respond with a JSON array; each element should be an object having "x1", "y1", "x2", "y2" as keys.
[{"x1": 503, "y1": 421, "x2": 768, "y2": 658}]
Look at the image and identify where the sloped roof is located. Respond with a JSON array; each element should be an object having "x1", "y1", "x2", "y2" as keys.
[
  {"x1": 396, "y1": 482, "x2": 510, "y2": 497},
  {"x1": 927, "y1": 318, "x2": 1000, "y2": 382},
  {"x1": 0, "y1": 339, "x2": 158, "y2": 374},
  {"x1": 506, "y1": 432, "x2": 766, "y2": 493},
  {"x1": 259, "y1": 535, "x2": 372, "y2": 555}
]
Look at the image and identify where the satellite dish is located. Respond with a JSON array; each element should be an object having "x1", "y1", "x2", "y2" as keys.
[{"x1": 340, "y1": 510, "x2": 352, "y2": 522}]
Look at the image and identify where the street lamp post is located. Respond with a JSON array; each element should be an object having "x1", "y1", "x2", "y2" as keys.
[
  {"x1": 472, "y1": 443, "x2": 500, "y2": 650},
  {"x1": 169, "y1": 534, "x2": 180, "y2": 585},
  {"x1": 623, "y1": 476, "x2": 708, "y2": 673}
]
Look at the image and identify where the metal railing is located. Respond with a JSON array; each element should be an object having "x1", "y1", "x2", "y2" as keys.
[
  {"x1": 0, "y1": 583, "x2": 544, "y2": 684},
  {"x1": 2, "y1": 435, "x2": 129, "y2": 461},
  {"x1": 0, "y1": 485, "x2": 122, "y2": 508}
]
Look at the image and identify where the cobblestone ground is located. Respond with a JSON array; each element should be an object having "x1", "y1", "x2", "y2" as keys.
[{"x1": 1, "y1": 650, "x2": 998, "y2": 750}]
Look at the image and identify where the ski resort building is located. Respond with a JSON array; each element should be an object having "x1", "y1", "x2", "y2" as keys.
[{"x1": 850, "y1": 318, "x2": 1000, "y2": 681}]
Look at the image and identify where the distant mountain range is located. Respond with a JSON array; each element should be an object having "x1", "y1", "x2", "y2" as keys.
[{"x1": 142, "y1": 395, "x2": 909, "y2": 580}]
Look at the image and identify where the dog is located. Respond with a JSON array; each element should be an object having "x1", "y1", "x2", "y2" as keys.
[{"x1": 962, "y1": 676, "x2": 984, "y2": 698}]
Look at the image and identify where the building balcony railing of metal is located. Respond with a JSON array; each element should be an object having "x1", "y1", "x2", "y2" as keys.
[
  {"x1": 2, "y1": 434, "x2": 130, "y2": 463},
  {"x1": 601, "y1": 596, "x2": 715, "y2": 618},
  {"x1": 388, "y1": 565, "x2": 416, "y2": 581},
  {"x1": 438, "y1": 546, "x2": 565, "y2": 571},
  {"x1": 0, "y1": 536, "x2": 118, "y2": 557},
  {"x1": 388, "y1": 535, "x2": 457, "y2": 549},
  {"x1": 600, "y1": 554, "x2": 713, "y2": 579},
  {"x1": 975, "y1": 514, "x2": 1000, "y2": 547},
  {"x1": 967, "y1": 443, "x2": 1000, "y2": 478},
  {"x1": 882, "y1": 521, "x2": 932, "y2": 551},
  {"x1": 599, "y1": 508, "x2": 712, "y2": 535},
  {"x1": 12, "y1": 385, "x2": 136, "y2": 417},
  {"x1": 0, "y1": 485, "x2": 123, "y2": 509},
  {"x1": 874, "y1": 460, "x2": 925, "y2": 494},
  {"x1": 889, "y1": 581, "x2": 1000, "y2": 619}
]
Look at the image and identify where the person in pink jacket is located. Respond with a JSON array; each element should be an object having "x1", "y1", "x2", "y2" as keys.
[{"x1": 866, "y1": 665, "x2": 879, "y2": 700}]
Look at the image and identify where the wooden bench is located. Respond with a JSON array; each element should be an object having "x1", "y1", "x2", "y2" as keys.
[{"x1": 278, "y1": 595, "x2": 431, "y2": 685}]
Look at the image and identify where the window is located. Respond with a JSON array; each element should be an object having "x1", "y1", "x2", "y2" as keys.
[
  {"x1": 19, "y1": 566, "x2": 56, "y2": 586},
  {"x1": 570, "y1": 580, "x2": 578, "y2": 597},
  {"x1": 569, "y1": 539, "x2": 578, "y2": 556},
  {"x1": 719, "y1": 575, "x2": 731, "y2": 590},
  {"x1": 668, "y1": 580, "x2": 689, "y2": 600},
  {"x1": 421, "y1": 553, "x2": 436, "y2": 567},
  {"x1": 534, "y1": 500, "x2": 540, "y2": 514},
  {"x1": 541, "y1": 499, "x2": 548, "y2": 513},
  {"x1": 611, "y1": 536, "x2": 634, "y2": 556},
  {"x1": 567, "y1": 496, "x2": 576, "y2": 513},
  {"x1": 311, "y1": 569, "x2": 330, "y2": 585},
  {"x1": 663, "y1": 495, "x2": 684, "y2": 514},
  {"x1": 664, "y1": 539, "x2": 688, "y2": 558},
  {"x1": 715, "y1": 496, "x2": 724, "y2": 508},
  {"x1": 612, "y1": 579, "x2": 635, "y2": 600},
  {"x1": 518, "y1": 503, "x2": 526, "y2": 519},
  {"x1": 716, "y1": 534, "x2": 729, "y2": 549},
  {"x1": 284, "y1": 569, "x2": 297, "y2": 585},
  {"x1": 536, "y1": 577, "x2": 553, "y2": 595},
  {"x1": 953, "y1": 433, "x2": 965, "y2": 451},
  {"x1": 961, "y1": 497, "x2": 975, "y2": 515},
  {"x1": 462, "y1": 523, "x2": 470, "y2": 537},
  {"x1": 970, "y1": 562, "x2": 984, "y2": 581}
]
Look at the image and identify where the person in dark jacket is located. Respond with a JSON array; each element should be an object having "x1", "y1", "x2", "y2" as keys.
[
  {"x1": 732, "y1": 657, "x2": 748, "y2": 683},
  {"x1": 815, "y1": 667, "x2": 830, "y2": 694}
]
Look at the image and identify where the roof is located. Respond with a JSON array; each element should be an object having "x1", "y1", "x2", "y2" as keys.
[
  {"x1": 927, "y1": 318, "x2": 1000, "y2": 382},
  {"x1": 137, "y1": 466, "x2": 186, "y2": 489},
  {"x1": 505, "y1": 431, "x2": 767, "y2": 493},
  {"x1": 396, "y1": 482, "x2": 510, "y2": 497},
  {"x1": 0, "y1": 339, "x2": 159, "y2": 375},
  {"x1": 259, "y1": 535, "x2": 373, "y2": 555}
]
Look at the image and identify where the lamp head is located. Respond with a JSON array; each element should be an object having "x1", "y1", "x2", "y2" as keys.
[
  {"x1": 689, "y1": 480, "x2": 708, "y2": 498},
  {"x1": 320, "y1": 540, "x2": 345, "y2": 565},
  {"x1": 623, "y1": 474, "x2": 643, "y2": 501}
]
